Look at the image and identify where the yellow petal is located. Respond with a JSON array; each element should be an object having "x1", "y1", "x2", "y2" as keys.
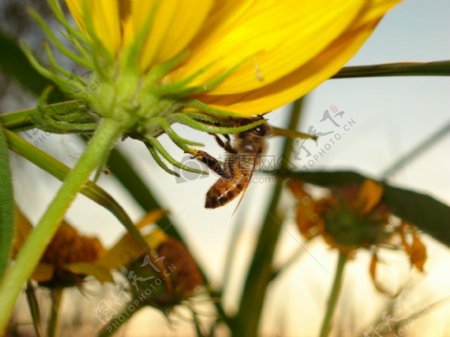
[
  {"x1": 13, "y1": 207, "x2": 33, "y2": 255},
  {"x1": 123, "y1": 0, "x2": 213, "y2": 71},
  {"x1": 357, "y1": 179, "x2": 384, "y2": 215},
  {"x1": 152, "y1": 0, "x2": 214, "y2": 65},
  {"x1": 66, "y1": 0, "x2": 121, "y2": 54},
  {"x1": 65, "y1": 262, "x2": 114, "y2": 283},
  {"x1": 32, "y1": 263, "x2": 54, "y2": 282},
  {"x1": 97, "y1": 233, "x2": 141, "y2": 270},
  {"x1": 399, "y1": 222, "x2": 427, "y2": 271},
  {"x1": 287, "y1": 179, "x2": 308, "y2": 200},
  {"x1": 409, "y1": 229, "x2": 427, "y2": 272},
  {"x1": 199, "y1": 20, "x2": 380, "y2": 115},
  {"x1": 65, "y1": 0, "x2": 84, "y2": 29},
  {"x1": 143, "y1": 228, "x2": 167, "y2": 248},
  {"x1": 98, "y1": 211, "x2": 167, "y2": 269},
  {"x1": 135, "y1": 209, "x2": 168, "y2": 229},
  {"x1": 195, "y1": 0, "x2": 400, "y2": 115},
  {"x1": 357, "y1": 0, "x2": 403, "y2": 26},
  {"x1": 369, "y1": 253, "x2": 391, "y2": 294},
  {"x1": 170, "y1": 0, "x2": 366, "y2": 94}
]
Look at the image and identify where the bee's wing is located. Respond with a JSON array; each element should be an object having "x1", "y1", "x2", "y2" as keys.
[{"x1": 232, "y1": 155, "x2": 258, "y2": 216}]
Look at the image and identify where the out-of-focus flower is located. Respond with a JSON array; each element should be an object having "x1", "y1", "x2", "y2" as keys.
[
  {"x1": 288, "y1": 179, "x2": 427, "y2": 293},
  {"x1": 125, "y1": 235, "x2": 203, "y2": 309},
  {"x1": 98, "y1": 211, "x2": 202, "y2": 310},
  {"x1": 13, "y1": 208, "x2": 112, "y2": 288}
]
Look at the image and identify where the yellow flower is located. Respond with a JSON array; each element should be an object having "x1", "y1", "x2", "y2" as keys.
[
  {"x1": 14, "y1": 208, "x2": 112, "y2": 288},
  {"x1": 26, "y1": 0, "x2": 401, "y2": 178},
  {"x1": 65, "y1": 0, "x2": 400, "y2": 115},
  {"x1": 288, "y1": 179, "x2": 427, "y2": 294}
]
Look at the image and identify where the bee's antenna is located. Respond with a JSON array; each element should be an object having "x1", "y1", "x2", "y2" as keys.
[{"x1": 270, "y1": 126, "x2": 318, "y2": 141}]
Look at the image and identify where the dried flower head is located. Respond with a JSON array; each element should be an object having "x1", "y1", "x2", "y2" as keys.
[
  {"x1": 125, "y1": 234, "x2": 202, "y2": 310},
  {"x1": 288, "y1": 179, "x2": 427, "y2": 293},
  {"x1": 14, "y1": 209, "x2": 112, "y2": 288}
]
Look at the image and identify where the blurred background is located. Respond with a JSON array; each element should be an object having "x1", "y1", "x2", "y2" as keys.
[{"x1": 1, "y1": 0, "x2": 449, "y2": 336}]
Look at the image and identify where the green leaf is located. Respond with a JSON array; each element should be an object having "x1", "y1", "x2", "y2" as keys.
[
  {"x1": 0, "y1": 30, "x2": 50, "y2": 94},
  {"x1": 25, "y1": 281, "x2": 43, "y2": 337},
  {"x1": 283, "y1": 170, "x2": 366, "y2": 187},
  {"x1": 0, "y1": 29, "x2": 65, "y2": 106},
  {"x1": 382, "y1": 185, "x2": 450, "y2": 246},
  {"x1": 281, "y1": 170, "x2": 450, "y2": 247},
  {"x1": 0, "y1": 126, "x2": 14, "y2": 279}
]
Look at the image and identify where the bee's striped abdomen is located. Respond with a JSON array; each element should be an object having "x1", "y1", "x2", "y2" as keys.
[{"x1": 205, "y1": 158, "x2": 252, "y2": 208}]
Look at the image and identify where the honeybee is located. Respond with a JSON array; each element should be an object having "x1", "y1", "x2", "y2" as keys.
[{"x1": 193, "y1": 120, "x2": 270, "y2": 209}]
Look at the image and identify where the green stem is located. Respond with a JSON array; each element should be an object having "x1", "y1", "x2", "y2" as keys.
[
  {"x1": 318, "y1": 252, "x2": 347, "y2": 337},
  {"x1": 0, "y1": 107, "x2": 35, "y2": 131},
  {"x1": 232, "y1": 99, "x2": 304, "y2": 337},
  {"x1": 381, "y1": 119, "x2": 450, "y2": 178},
  {"x1": 334, "y1": 60, "x2": 450, "y2": 78},
  {"x1": 0, "y1": 126, "x2": 14, "y2": 280},
  {"x1": 270, "y1": 243, "x2": 308, "y2": 281},
  {"x1": 0, "y1": 117, "x2": 124, "y2": 333},
  {"x1": 97, "y1": 302, "x2": 140, "y2": 337},
  {"x1": 221, "y1": 202, "x2": 250, "y2": 295},
  {"x1": 192, "y1": 307, "x2": 206, "y2": 337},
  {"x1": 232, "y1": 184, "x2": 283, "y2": 337},
  {"x1": 48, "y1": 288, "x2": 63, "y2": 337},
  {"x1": 0, "y1": 100, "x2": 83, "y2": 132}
]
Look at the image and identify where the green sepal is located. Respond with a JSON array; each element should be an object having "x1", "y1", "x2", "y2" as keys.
[{"x1": 27, "y1": 7, "x2": 90, "y2": 68}]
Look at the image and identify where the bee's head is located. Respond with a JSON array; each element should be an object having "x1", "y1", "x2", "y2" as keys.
[
  {"x1": 235, "y1": 118, "x2": 270, "y2": 141},
  {"x1": 253, "y1": 123, "x2": 270, "y2": 137}
]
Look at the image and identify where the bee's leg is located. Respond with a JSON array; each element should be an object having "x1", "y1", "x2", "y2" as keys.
[
  {"x1": 212, "y1": 134, "x2": 237, "y2": 154},
  {"x1": 189, "y1": 149, "x2": 231, "y2": 179}
]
